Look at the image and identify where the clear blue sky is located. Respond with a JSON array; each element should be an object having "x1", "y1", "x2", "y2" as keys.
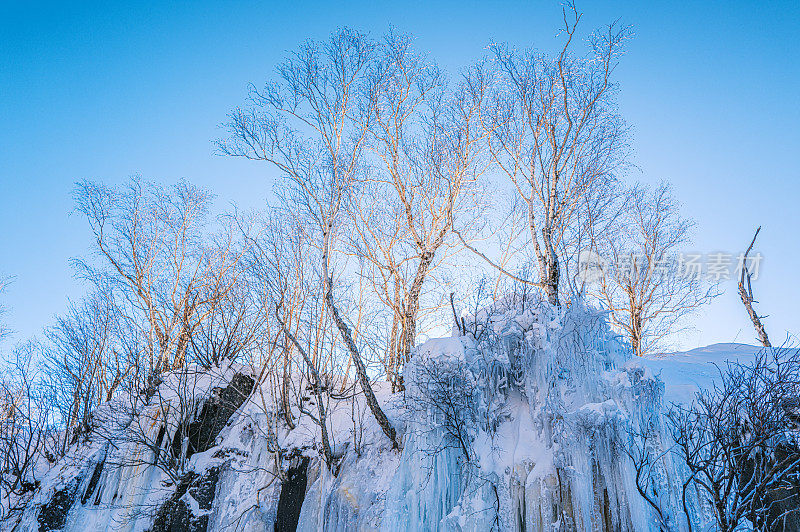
[{"x1": 1, "y1": 1, "x2": 798, "y2": 350}]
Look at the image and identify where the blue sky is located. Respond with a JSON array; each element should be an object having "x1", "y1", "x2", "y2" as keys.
[{"x1": 1, "y1": 1, "x2": 798, "y2": 350}]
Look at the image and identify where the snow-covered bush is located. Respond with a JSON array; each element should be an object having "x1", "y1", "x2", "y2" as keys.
[
  {"x1": 667, "y1": 346, "x2": 800, "y2": 531},
  {"x1": 405, "y1": 357, "x2": 480, "y2": 462}
]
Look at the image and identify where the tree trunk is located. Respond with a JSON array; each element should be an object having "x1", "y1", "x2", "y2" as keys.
[
  {"x1": 544, "y1": 255, "x2": 560, "y2": 307},
  {"x1": 281, "y1": 348, "x2": 295, "y2": 430},
  {"x1": 542, "y1": 226, "x2": 560, "y2": 307},
  {"x1": 279, "y1": 320, "x2": 334, "y2": 469},
  {"x1": 395, "y1": 250, "x2": 435, "y2": 391},
  {"x1": 386, "y1": 305, "x2": 400, "y2": 390},
  {"x1": 630, "y1": 312, "x2": 642, "y2": 356},
  {"x1": 325, "y1": 286, "x2": 399, "y2": 449},
  {"x1": 738, "y1": 228, "x2": 770, "y2": 348},
  {"x1": 739, "y1": 279, "x2": 770, "y2": 348},
  {"x1": 322, "y1": 225, "x2": 399, "y2": 449},
  {"x1": 529, "y1": 203, "x2": 560, "y2": 307}
]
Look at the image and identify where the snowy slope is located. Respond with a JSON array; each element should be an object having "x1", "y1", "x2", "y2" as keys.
[
  {"x1": 5, "y1": 302, "x2": 779, "y2": 532},
  {"x1": 638, "y1": 343, "x2": 762, "y2": 405}
]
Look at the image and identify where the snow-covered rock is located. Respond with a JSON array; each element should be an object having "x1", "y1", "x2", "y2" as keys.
[{"x1": 5, "y1": 297, "x2": 778, "y2": 531}]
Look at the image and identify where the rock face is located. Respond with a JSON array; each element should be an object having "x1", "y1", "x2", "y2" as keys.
[
  {"x1": 13, "y1": 306, "x2": 800, "y2": 532},
  {"x1": 171, "y1": 372, "x2": 255, "y2": 462},
  {"x1": 275, "y1": 457, "x2": 309, "y2": 532},
  {"x1": 80, "y1": 454, "x2": 105, "y2": 506},
  {"x1": 37, "y1": 475, "x2": 84, "y2": 532},
  {"x1": 741, "y1": 442, "x2": 800, "y2": 531},
  {"x1": 149, "y1": 468, "x2": 220, "y2": 532},
  {"x1": 151, "y1": 372, "x2": 254, "y2": 532},
  {"x1": 17, "y1": 369, "x2": 257, "y2": 532}
]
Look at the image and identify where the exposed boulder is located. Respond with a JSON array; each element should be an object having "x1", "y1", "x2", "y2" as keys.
[
  {"x1": 149, "y1": 467, "x2": 220, "y2": 532},
  {"x1": 171, "y1": 373, "x2": 255, "y2": 462}
]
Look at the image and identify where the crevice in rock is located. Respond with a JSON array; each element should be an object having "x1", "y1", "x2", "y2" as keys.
[{"x1": 274, "y1": 457, "x2": 309, "y2": 532}]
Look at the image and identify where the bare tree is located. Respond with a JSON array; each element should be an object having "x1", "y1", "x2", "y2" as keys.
[
  {"x1": 471, "y1": 4, "x2": 630, "y2": 306},
  {"x1": 624, "y1": 416, "x2": 674, "y2": 531},
  {"x1": 668, "y1": 346, "x2": 800, "y2": 531},
  {"x1": 74, "y1": 177, "x2": 248, "y2": 387},
  {"x1": 249, "y1": 211, "x2": 339, "y2": 468},
  {"x1": 0, "y1": 342, "x2": 56, "y2": 523},
  {"x1": 405, "y1": 359, "x2": 477, "y2": 462},
  {"x1": 245, "y1": 208, "x2": 352, "y2": 468},
  {"x1": 0, "y1": 276, "x2": 10, "y2": 343},
  {"x1": 739, "y1": 227, "x2": 771, "y2": 348},
  {"x1": 350, "y1": 31, "x2": 489, "y2": 389},
  {"x1": 561, "y1": 173, "x2": 627, "y2": 300},
  {"x1": 219, "y1": 28, "x2": 398, "y2": 447},
  {"x1": 44, "y1": 286, "x2": 129, "y2": 454},
  {"x1": 277, "y1": 315, "x2": 335, "y2": 470},
  {"x1": 595, "y1": 183, "x2": 715, "y2": 355},
  {"x1": 187, "y1": 268, "x2": 268, "y2": 369}
]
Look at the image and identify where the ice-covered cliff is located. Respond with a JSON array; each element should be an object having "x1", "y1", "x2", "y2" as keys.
[{"x1": 5, "y1": 298, "x2": 775, "y2": 531}]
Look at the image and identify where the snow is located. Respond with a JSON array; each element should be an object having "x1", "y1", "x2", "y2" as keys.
[
  {"x1": 637, "y1": 342, "x2": 762, "y2": 405},
  {"x1": 6, "y1": 297, "x2": 776, "y2": 532},
  {"x1": 414, "y1": 337, "x2": 467, "y2": 363}
]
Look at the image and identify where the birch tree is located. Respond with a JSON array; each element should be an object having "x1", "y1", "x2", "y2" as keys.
[
  {"x1": 44, "y1": 287, "x2": 127, "y2": 453},
  {"x1": 350, "y1": 32, "x2": 489, "y2": 389},
  {"x1": 475, "y1": 5, "x2": 630, "y2": 306},
  {"x1": 596, "y1": 183, "x2": 714, "y2": 355},
  {"x1": 219, "y1": 28, "x2": 398, "y2": 447},
  {"x1": 74, "y1": 177, "x2": 248, "y2": 387}
]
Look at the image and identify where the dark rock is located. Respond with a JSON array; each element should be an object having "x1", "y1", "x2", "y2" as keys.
[
  {"x1": 750, "y1": 443, "x2": 800, "y2": 530},
  {"x1": 148, "y1": 467, "x2": 220, "y2": 532},
  {"x1": 81, "y1": 453, "x2": 106, "y2": 505},
  {"x1": 189, "y1": 466, "x2": 220, "y2": 511},
  {"x1": 274, "y1": 457, "x2": 309, "y2": 532},
  {"x1": 149, "y1": 373, "x2": 253, "y2": 532},
  {"x1": 171, "y1": 373, "x2": 255, "y2": 462},
  {"x1": 38, "y1": 475, "x2": 84, "y2": 532}
]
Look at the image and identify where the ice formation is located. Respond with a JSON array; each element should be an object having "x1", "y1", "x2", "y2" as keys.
[{"x1": 5, "y1": 296, "x2": 767, "y2": 531}]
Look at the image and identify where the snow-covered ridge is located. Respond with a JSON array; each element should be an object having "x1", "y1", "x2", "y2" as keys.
[
  {"x1": 637, "y1": 343, "x2": 763, "y2": 405},
  {"x1": 6, "y1": 299, "x2": 778, "y2": 531}
]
